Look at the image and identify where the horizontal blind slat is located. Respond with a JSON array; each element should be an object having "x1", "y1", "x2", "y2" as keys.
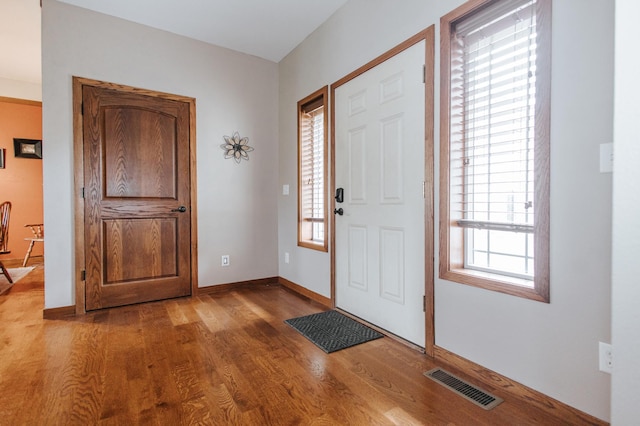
[{"x1": 455, "y1": 0, "x2": 534, "y2": 36}]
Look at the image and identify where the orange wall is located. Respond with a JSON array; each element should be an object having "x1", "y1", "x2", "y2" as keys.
[{"x1": 0, "y1": 99, "x2": 43, "y2": 261}]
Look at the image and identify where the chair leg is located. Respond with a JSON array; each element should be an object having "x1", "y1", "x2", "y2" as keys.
[
  {"x1": 22, "y1": 240, "x2": 36, "y2": 267},
  {"x1": 0, "y1": 261, "x2": 12, "y2": 284}
]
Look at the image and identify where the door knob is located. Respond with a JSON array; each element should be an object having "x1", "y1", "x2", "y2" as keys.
[
  {"x1": 171, "y1": 206, "x2": 187, "y2": 213},
  {"x1": 334, "y1": 208, "x2": 344, "y2": 215}
]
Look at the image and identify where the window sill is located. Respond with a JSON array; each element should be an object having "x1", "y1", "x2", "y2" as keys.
[
  {"x1": 298, "y1": 240, "x2": 328, "y2": 252},
  {"x1": 440, "y1": 267, "x2": 549, "y2": 303}
]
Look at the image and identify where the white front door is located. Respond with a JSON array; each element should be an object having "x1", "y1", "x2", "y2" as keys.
[{"x1": 334, "y1": 41, "x2": 425, "y2": 347}]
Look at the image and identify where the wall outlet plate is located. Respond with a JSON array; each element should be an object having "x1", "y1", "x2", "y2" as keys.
[{"x1": 221, "y1": 255, "x2": 230, "y2": 267}]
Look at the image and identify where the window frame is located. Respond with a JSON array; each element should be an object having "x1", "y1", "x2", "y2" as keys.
[
  {"x1": 439, "y1": 0, "x2": 551, "y2": 302},
  {"x1": 298, "y1": 86, "x2": 329, "y2": 252}
]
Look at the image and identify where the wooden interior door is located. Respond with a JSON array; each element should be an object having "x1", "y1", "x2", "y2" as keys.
[{"x1": 82, "y1": 84, "x2": 192, "y2": 311}]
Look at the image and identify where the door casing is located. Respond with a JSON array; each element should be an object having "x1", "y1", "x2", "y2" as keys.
[
  {"x1": 72, "y1": 77, "x2": 198, "y2": 314},
  {"x1": 330, "y1": 27, "x2": 435, "y2": 355}
]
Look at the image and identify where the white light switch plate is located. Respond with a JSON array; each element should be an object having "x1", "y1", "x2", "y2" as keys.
[
  {"x1": 599, "y1": 342, "x2": 613, "y2": 374},
  {"x1": 282, "y1": 184, "x2": 289, "y2": 195}
]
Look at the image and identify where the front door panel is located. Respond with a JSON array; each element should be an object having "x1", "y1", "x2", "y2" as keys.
[{"x1": 335, "y1": 41, "x2": 426, "y2": 346}]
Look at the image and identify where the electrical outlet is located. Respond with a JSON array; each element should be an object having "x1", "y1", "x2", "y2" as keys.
[
  {"x1": 599, "y1": 342, "x2": 612, "y2": 374},
  {"x1": 221, "y1": 255, "x2": 230, "y2": 267},
  {"x1": 284, "y1": 252, "x2": 290, "y2": 264}
]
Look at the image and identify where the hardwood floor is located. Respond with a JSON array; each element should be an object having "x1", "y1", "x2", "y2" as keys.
[{"x1": 0, "y1": 261, "x2": 586, "y2": 425}]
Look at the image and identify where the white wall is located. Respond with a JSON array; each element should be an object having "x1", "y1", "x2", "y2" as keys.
[
  {"x1": 612, "y1": 0, "x2": 640, "y2": 423},
  {"x1": 278, "y1": 0, "x2": 614, "y2": 421},
  {"x1": 41, "y1": 0, "x2": 279, "y2": 308},
  {"x1": 0, "y1": 77, "x2": 41, "y2": 101}
]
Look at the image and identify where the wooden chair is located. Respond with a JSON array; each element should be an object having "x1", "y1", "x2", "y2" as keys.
[
  {"x1": 23, "y1": 223, "x2": 43, "y2": 267},
  {"x1": 0, "y1": 202, "x2": 12, "y2": 283}
]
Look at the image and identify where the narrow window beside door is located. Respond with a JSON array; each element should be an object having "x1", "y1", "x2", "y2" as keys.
[
  {"x1": 440, "y1": 0, "x2": 551, "y2": 302},
  {"x1": 298, "y1": 87, "x2": 328, "y2": 251}
]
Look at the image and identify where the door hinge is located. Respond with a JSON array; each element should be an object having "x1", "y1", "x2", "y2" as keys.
[
  {"x1": 423, "y1": 295, "x2": 426, "y2": 312},
  {"x1": 422, "y1": 181, "x2": 426, "y2": 199},
  {"x1": 422, "y1": 64, "x2": 426, "y2": 83},
  {"x1": 81, "y1": 270, "x2": 86, "y2": 281}
]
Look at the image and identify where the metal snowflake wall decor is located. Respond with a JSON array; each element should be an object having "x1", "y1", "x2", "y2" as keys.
[{"x1": 221, "y1": 132, "x2": 254, "y2": 163}]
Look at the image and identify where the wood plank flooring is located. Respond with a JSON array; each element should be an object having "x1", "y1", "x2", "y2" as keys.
[{"x1": 0, "y1": 260, "x2": 581, "y2": 425}]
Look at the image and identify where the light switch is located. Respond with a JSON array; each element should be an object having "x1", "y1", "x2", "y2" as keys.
[
  {"x1": 283, "y1": 184, "x2": 290, "y2": 195},
  {"x1": 600, "y1": 143, "x2": 613, "y2": 173}
]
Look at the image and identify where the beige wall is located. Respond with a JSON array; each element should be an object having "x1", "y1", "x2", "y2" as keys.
[
  {"x1": 42, "y1": 0, "x2": 279, "y2": 308},
  {"x1": 0, "y1": 100, "x2": 43, "y2": 261},
  {"x1": 278, "y1": 0, "x2": 613, "y2": 421}
]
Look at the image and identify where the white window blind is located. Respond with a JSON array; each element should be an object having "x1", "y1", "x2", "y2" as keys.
[
  {"x1": 300, "y1": 103, "x2": 325, "y2": 243},
  {"x1": 450, "y1": 0, "x2": 537, "y2": 279}
]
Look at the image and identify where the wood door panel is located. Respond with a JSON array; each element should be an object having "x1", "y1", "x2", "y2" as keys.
[
  {"x1": 103, "y1": 218, "x2": 178, "y2": 283},
  {"x1": 103, "y1": 107, "x2": 177, "y2": 199},
  {"x1": 83, "y1": 84, "x2": 192, "y2": 311},
  {"x1": 88, "y1": 277, "x2": 190, "y2": 309}
]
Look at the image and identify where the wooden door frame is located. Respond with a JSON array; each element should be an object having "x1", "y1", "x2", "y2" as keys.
[
  {"x1": 72, "y1": 77, "x2": 198, "y2": 314},
  {"x1": 329, "y1": 26, "x2": 435, "y2": 356}
]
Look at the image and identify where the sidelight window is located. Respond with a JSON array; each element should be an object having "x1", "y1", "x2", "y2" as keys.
[
  {"x1": 298, "y1": 87, "x2": 328, "y2": 251},
  {"x1": 440, "y1": 0, "x2": 551, "y2": 301}
]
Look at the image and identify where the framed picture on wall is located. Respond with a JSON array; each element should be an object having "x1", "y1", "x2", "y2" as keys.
[
  {"x1": 0, "y1": 148, "x2": 4, "y2": 168},
  {"x1": 13, "y1": 138, "x2": 42, "y2": 159}
]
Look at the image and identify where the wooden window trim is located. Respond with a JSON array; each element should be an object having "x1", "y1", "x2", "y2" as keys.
[
  {"x1": 439, "y1": 0, "x2": 551, "y2": 303},
  {"x1": 298, "y1": 86, "x2": 329, "y2": 252}
]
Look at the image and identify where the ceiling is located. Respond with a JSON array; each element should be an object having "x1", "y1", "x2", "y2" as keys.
[
  {"x1": 0, "y1": 0, "x2": 348, "y2": 86},
  {"x1": 0, "y1": 0, "x2": 41, "y2": 84}
]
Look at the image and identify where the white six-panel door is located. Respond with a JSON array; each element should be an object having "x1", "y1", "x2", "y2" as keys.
[{"x1": 334, "y1": 41, "x2": 425, "y2": 347}]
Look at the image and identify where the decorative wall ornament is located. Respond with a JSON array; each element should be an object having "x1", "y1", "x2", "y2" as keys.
[
  {"x1": 221, "y1": 132, "x2": 253, "y2": 163},
  {"x1": 13, "y1": 138, "x2": 42, "y2": 159}
]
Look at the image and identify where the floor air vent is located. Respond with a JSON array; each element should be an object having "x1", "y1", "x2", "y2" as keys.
[{"x1": 424, "y1": 368, "x2": 503, "y2": 410}]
